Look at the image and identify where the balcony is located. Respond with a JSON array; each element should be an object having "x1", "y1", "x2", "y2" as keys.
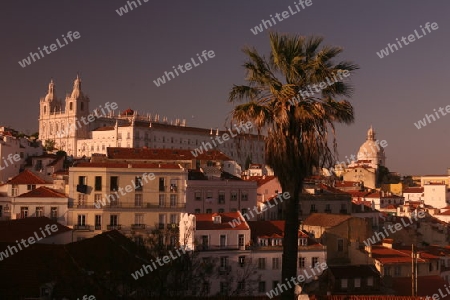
[
  {"x1": 73, "y1": 225, "x2": 91, "y2": 231},
  {"x1": 107, "y1": 225, "x2": 122, "y2": 230},
  {"x1": 170, "y1": 185, "x2": 178, "y2": 193},
  {"x1": 131, "y1": 224, "x2": 146, "y2": 230},
  {"x1": 95, "y1": 225, "x2": 102, "y2": 230}
]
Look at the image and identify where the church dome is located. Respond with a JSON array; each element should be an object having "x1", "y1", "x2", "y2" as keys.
[{"x1": 356, "y1": 126, "x2": 386, "y2": 167}]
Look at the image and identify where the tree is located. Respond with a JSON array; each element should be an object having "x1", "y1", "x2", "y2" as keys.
[{"x1": 228, "y1": 32, "x2": 358, "y2": 299}]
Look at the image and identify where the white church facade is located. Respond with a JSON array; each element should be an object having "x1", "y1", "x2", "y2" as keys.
[{"x1": 38, "y1": 76, "x2": 265, "y2": 167}]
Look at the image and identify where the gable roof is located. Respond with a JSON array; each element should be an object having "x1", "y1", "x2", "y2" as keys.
[
  {"x1": 7, "y1": 170, "x2": 50, "y2": 185},
  {"x1": 17, "y1": 186, "x2": 66, "y2": 198},
  {"x1": 302, "y1": 213, "x2": 352, "y2": 227},
  {"x1": 0, "y1": 217, "x2": 71, "y2": 242},
  {"x1": 106, "y1": 147, "x2": 232, "y2": 161},
  {"x1": 195, "y1": 212, "x2": 249, "y2": 230}
]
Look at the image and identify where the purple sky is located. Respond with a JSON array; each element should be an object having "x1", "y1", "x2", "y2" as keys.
[{"x1": 1, "y1": 0, "x2": 449, "y2": 175}]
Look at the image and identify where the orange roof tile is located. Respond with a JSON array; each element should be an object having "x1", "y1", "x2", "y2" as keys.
[
  {"x1": 106, "y1": 147, "x2": 232, "y2": 161},
  {"x1": 17, "y1": 186, "x2": 66, "y2": 198},
  {"x1": 7, "y1": 170, "x2": 50, "y2": 185},
  {"x1": 302, "y1": 213, "x2": 352, "y2": 227},
  {"x1": 0, "y1": 217, "x2": 71, "y2": 242},
  {"x1": 195, "y1": 212, "x2": 249, "y2": 230}
]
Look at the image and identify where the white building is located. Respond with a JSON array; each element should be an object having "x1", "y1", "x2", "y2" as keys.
[
  {"x1": 0, "y1": 130, "x2": 43, "y2": 183},
  {"x1": 38, "y1": 76, "x2": 265, "y2": 167},
  {"x1": 179, "y1": 212, "x2": 327, "y2": 296},
  {"x1": 423, "y1": 183, "x2": 450, "y2": 209}
]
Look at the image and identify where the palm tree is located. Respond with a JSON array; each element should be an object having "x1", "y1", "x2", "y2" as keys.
[{"x1": 228, "y1": 32, "x2": 358, "y2": 299}]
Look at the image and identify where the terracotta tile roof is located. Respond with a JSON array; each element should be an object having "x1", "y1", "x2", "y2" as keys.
[
  {"x1": 436, "y1": 210, "x2": 450, "y2": 216},
  {"x1": 403, "y1": 187, "x2": 424, "y2": 193},
  {"x1": 245, "y1": 175, "x2": 277, "y2": 186},
  {"x1": 352, "y1": 202, "x2": 377, "y2": 213},
  {"x1": 391, "y1": 275, "x2": 449, "y2": 296},
  {"x1": 348, "y1": 190, "x2": 372, "y2": 197},
  {"x1": 369, "y1": 245, "x2": 438, "y2": 264},
  {"x1": 17, "y1": 186, "x2": 66, "y2": 198},
  {"x1": 74, "y1": 162, "x2": 182, "y2": 169},
  {"x1": 0, "y1": 217, "x2": 71, "y2": 242},
  {"x1": 335, "y1": 181, "x2": 360, "y2": 188},
  {"x1": 318, "y1": 183, "x2": 350, "y2": 195},
  {"x1": 195, "y1": 212, "x2": 249, "y2": 230},
  {"x1": 7, "y1": 170, "x2": 50, "y2": 184},
  {"x1": 106, "y1": 147, "x2": 232, "y2": 161},
  {"x1": 302, "y1": 213, "x2": 352, "y2": 227},
  {"x1": 247, "y1": 220, "x2": 316, "y2": 240}
]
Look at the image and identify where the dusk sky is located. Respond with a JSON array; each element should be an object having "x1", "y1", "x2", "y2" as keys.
[{"x1": 1, "y1": 0, "x2": 450, "y2": 175}]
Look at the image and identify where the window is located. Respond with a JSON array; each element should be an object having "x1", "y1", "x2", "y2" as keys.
[
  {"x1": 385, "y1": 266, "x2": 391, "y2": 276},
  {"x1": 258, "y1": 281, "x2": 266, "y2": 293},
  {"x1": 95, "y1": 176, "x2": 102, "y2": 191},
  {"x1": 95, "y1": 215, "x2": 102, "y2": 229},
  {"x1": 241, "y1": 191, "x2": 248, "y2": 201},
  {"x1": 341, "y1": 279, "x2": 348, "y2": 288},
  {"x1": 194, "y1": 191, "x2": 201, "y2": 200},
  {"x1": 310, "y1": 204, "x2": 317, "y2": 213},
  {"x1": 158, "y1": 214, "x2": 166, "y2": 229},
  {"x1": 367, "y1": 276, "x2": 373, "y2": 286},
  {"x1": 220, "y1": 256, "x2": 228, "y2": 268},
  {"x1": 20, "y1": 207, "x2": 28, "y2": 218},
  {"x1": 77, "y1": 214, "x2": 86, "y2": 226},
  {"x1": 238, "y1": 281, "x2": 245, "y2": 291},
  {"x1": 69, "y1": 102, "x2": 73, "y2": 110},
  {"x1": 159, "y1": 177, "x2": 165, "y2": 192},
  {"x1": 298, "y1": 257, "x2": 305, "y2": 268},
  {"x1": 135, "y1": 194, "x2": 143, "y2": 207},
  {"x1": 170, "y1": 179, "x2": 177, "y2": 192},
  {"x1": 338, "y1": 239, "x2": 344, "y2": 252},
  {"x1": 159, "y1": 194, "x2": 165, "y2": 207},
  {"x1": 78, "y1": 194, "x2": 87, "y2": 206},
  {"x1": 218, "y1": 208, "x2": 224, "y2": 213},
  {"x1": 202, "y1": 282, "x2": 210, "y2": 294},
  {"x1": 230, "y1": 191, "x2": 237, "y2": 201},
  {"x1": 135, "y1": 176, "x2": 143, "y2": 191},
  {"x1": 201, "y1": 235, "x2": 209, "y2": 250},
  {"x1": 0, "y1": 205, "x2": 2, "y2": 217},
  {"x1": 220, "y1": 235, "x2": 226, "y2": 248},
  {"x1": 27, "y1": 184, "x2": 36, "y2": 191},
  {"x1": 258, "y1": 258, "x2": 266, "y2": 269},
  {"x1": 110, "y1": 215, "x2": 118, "y2": 226},
  {"x1": 110, "y1": 176, "x2": 118, "y2": 191},
  {"x1": 170, "y1": 194, "x2": 177, "y2": 207},
  {"x1": 239, "y1": 256, "x2": 245, "y2": 267},
  {"x1": 218, "y1": 191, "x2": 225, "y2": 204},
  {"x1": 194, "y1": 209, "x2": 201, "y2": 214},
  {"x1": 35, "y1": 207, "x2": 43, "y2": 217},
  {"x1": 272, "y1": 281, "x2": 279, "y2": 290},
  {"x1": 325, "y1": 204, "x2": 331, "y2": 213},
  {"x1": 94, "y1": 194, "x2": 102, "y2": 203},
  {"x1": 272, "y1": 257, "x2": 280, "y2": 270},
  {"x1": 354, "y1": 278, "x2": 361, "y2": 288},
  {"x1": 170, "y1": 214, "x2": 177, "y2": 224},
  {"x1": 135, "y1": 214, "x2": 144, "y2": 225},
  {"x1": 220, "y1": 282, "x2": 228, "y2": 295},
  {"x1": 50, "y1": 207, "x2": 57, "y2": 219},
  {"x1": 206, "y1": 191, "x2": 213, "y2": 199},
  {"x1": 394, "y1": 266, "x2": 401, "y2": 276},
  {"x1": 238, "y1": 234, "x2": 245, "y2": 248},
  {"x1": 312, "y1": 257, "x2": 319, "y2": 267},
  {"x1": 299, "y1": 238, "x2": 307, "y2": 246},
  {"x1": 206, "y1": 209, "x2": 212, "y2": 213}
]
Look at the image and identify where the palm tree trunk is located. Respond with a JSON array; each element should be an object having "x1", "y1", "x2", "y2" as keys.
[{"x1": 281, "y1": 181, "x2": 302, "y2": 300}]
